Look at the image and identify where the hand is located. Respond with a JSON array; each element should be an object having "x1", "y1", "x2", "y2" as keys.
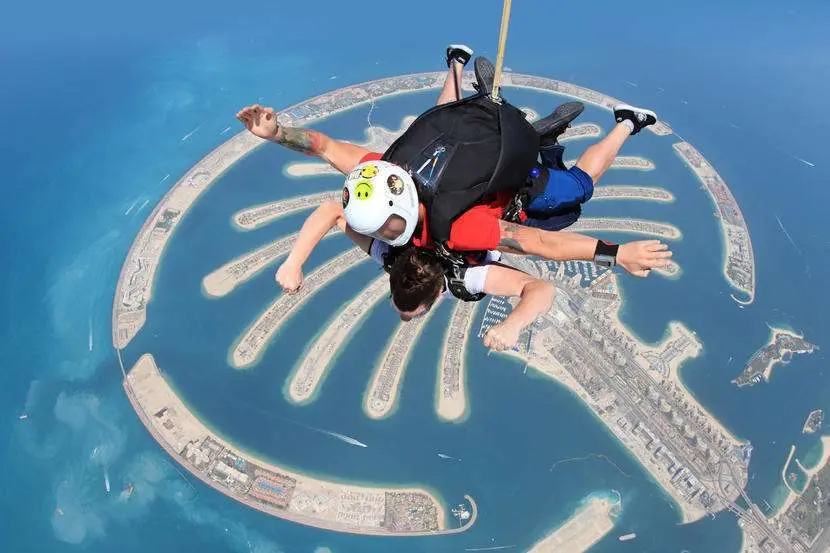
[
  {"x1": 236, "y1": 104, "x2": 280, "y2": 141},
  {"x1": 616, "y1": 240, "x2": 672, "y2": 277},
  {"x1": 483, "y1": 322, "x2": 522, "y2": 352},
  {"x1": 276, "y1": 262, "x2": 304, "y2": 294}
]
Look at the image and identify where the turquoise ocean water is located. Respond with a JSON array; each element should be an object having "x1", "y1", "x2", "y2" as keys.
[{"x1": 3, "y1": 1, "x2": 830, "y2": 551}]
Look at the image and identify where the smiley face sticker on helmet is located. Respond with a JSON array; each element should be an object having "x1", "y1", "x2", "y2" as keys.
[
  {"x1": 353, "y1": 180, "x2": 373, "y2": 200},
  {"x1": 387, "y1": 174, "x2": 404, "y2": 195},
  {"x1": 360, "y1": 164, "x2": 378, "y2": 179}
]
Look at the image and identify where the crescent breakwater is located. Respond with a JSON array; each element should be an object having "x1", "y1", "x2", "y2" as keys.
[
  {"x1": 673, "y1": 142, "x2": 755, "y2": 303},
  {"x1": 124, "y1": 353, "x2": 477, "y2": 536},
  {"x1": 111, "y1": 71, "x2": 756, "y2": 540}
]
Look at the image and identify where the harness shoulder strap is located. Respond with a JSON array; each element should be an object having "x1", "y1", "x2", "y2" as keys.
[
  {"x1": 446, "y1": 265, "x2": 487, "y2": 303},
  {"x1": 381, "y1": 244, "x2": 405, "y2": 273}
]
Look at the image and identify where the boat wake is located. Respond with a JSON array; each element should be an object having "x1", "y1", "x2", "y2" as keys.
[
  {"x1": 181, "y1": 125, "x2": 201, "y2": 142},
  {"x1": 320, "y1": 430, "x2": 367, "y2": 448},
  {"x1": 793, "y1": 156, "x2": 816, "y2": 167},
  {"x1": 437, "y1": 453, "x2": 461, "y2": 461},
  {"x1": 775, "y1": 214, "x2": 802, "y2": 255},
  {"x1": 124, "y1": 199, "x2": 139, "y2": 216}
]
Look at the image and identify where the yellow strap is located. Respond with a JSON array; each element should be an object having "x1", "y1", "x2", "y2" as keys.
[{"x1": 490, "y1": 0, "x2": 513, "y2": 101}]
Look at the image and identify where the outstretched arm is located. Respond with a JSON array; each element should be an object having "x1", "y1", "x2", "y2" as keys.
[
  {"x1": 480, "y1": 265, "x2": 555, "y2": 351},
  {"x1": 496, "y1": 221, "x2": 672, "y2": 278},
  {"x1": 276, "y1": 201, "x2": 374, "y2": 293},
  {"x1": 236, "y1": 104, "x2": 370, "y2": 174}
]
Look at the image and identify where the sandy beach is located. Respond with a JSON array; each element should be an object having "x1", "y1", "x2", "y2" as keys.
[
  {"x1": 230, "y1": 248, "x2": 368, "y2": 369},
  {"x1": 202, "y1": 229, "x2": 342, "y2": 298},
  {"x1": 615, "y1": 313, "x2": 744, "y2": 447},
  {"x1": 528, "y1": 496, "x2": 617, "y2": 553},
  {"x1": 125, "y1": 354, "x2": 458, "y2": 535},
  {"x1": 364, "y1": 307, "x2": 439, "y2": 420},
  {"x1": 288, "y1": 275, "x2": 389, "y2": 404},
  {"x1": 761, "y1": 326, "x2": 816, "y2": 382},
  {"x1": 436, "y1": 301, "x2": 478, "y2": 422}
]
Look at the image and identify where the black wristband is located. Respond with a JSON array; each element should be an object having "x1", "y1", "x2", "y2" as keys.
[{"x1": 593, "y1": 240, "x2": 619, "y2": 267}]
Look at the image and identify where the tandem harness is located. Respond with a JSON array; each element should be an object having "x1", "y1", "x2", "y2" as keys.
[
  {"x1": 382, "y1": 92, "x2": 540, "y2": 249},
  {"x1": 381, "y1": 246, "x2": 488, "y2": 303}
]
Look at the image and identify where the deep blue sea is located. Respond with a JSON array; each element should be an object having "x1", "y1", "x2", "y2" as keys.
[{"x1": 3, "y1": 1, "x2": 830, "y2": 552}]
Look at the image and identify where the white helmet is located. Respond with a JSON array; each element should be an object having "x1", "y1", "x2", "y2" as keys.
[{"x1": 342, "y1": 160, "x2": 419, "y2": 247}]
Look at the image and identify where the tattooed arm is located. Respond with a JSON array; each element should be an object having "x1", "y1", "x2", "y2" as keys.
[
  {"x1": 236, "y1": 104, "x2": 370, "y2": 174},
  {"x1": 496, "y1": 220, "x2": 673, "y2": 277},
  {"x1": 496, "y1": 221, "x2": 598, "y2": 258}
]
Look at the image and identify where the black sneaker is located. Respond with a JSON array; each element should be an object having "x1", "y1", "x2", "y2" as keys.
[
  {"x1": 473, "y1": 57, "x2": 495, "y2": 96},
  {"x1": 613, "y1": 104, "x2": 657, "y2": 135},
  {"x1": 534, "y1": 102, "x2": 585, "y2": 148},
  {"x1": 446, "y1": 44, "x2": 473, "y2": 67}
]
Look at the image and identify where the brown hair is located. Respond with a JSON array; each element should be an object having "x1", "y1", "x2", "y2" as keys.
[{"x1": 388, "y1": 248, "x2": 445, "y2": 312}]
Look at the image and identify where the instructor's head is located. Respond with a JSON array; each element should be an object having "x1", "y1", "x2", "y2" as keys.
[
  {"x1": 388, "y1": 248, "x2": 444, "y2": 321},
  {"x1": 342, "y1": 160, "x2": 419, "y2": 247}
]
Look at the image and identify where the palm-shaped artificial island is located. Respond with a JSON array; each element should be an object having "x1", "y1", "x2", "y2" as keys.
[{"x1": 111, "y1": 72, "x2": 781, "y2": 550}]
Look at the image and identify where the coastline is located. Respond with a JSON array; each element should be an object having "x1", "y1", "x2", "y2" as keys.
[
  {"x1": 491, "y1": 260, "x2": 748, "y2": 524},
  {"x1": 229, "y1": 248, "x2": 368, "y2": 370},
  {"x1": 768, "y1": 439, "x2": 830, "y2": 523},
  {"x1": 761, "y1": 326, "x2": 816, "y2": 382},
  {"x1": 525, "y1": 352, "x2": 702, "y2": 525},
  {"x1": 565, "y1": 156, "x2": 655, "y2": 171},
  {"x1": 527, "y1": 494, "x2": 619, "y2": 553},
  {"x1": 672, "y1": 141, "x2": 755, "y2": 303},
  {"x1": 632, "y1": 320, "x2": 739, "y2": 445},
  {"x1": 202, "y1": 229, "x2": 341, "y2": 298},
  {"x1": 287, "y1": 274, "x2": 389, "y2": 405},
  {"x1": 570, "y1": 217, "x2": 682, "y2": 240},
  {"x1": 592, "y1": 185, "x2": 675, "y2": 203},
  {"x1": 802, "y1": 436, "x2": 830, "y2": 471},
  {"x1": 124, "y1": 353, "x2": 478, "y2": 536},
  {"x1": 113, "y1": 70, "x2": 703, "y2": 350},
  {"x1": 232, "y1": 191, "x2": 340, "y2": 231},
  {"x1": 653, "y1": 260, "x2": 683, "y2": 280},
  {"x1": 363, "y1": 306, "x2": 440, "y2": 420},
  {"x1": 609, "y1": 304, "x2": 744, "y2": 446},
  {"x1": 435, "y1": 301, "x2": 479, "y2": 423}
]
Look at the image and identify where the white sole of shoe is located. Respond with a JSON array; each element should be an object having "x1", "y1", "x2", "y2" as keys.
[
  {"x1": 613, "y1": 103, "x2": 657, "y2": 119},
  {"x1": 448, "y1": 44, "x2": 474, "y2": 56}
]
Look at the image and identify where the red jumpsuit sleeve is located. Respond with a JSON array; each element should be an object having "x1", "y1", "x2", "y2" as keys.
[{"x1": 446, "y1": 209, "x2": 502, "y2": 250}]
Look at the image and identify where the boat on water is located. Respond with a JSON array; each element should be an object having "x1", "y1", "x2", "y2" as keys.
[
  {"x1": 18, "y1": 413, "x2": 28, "y2": 421},
  {"x1": 619, "y1": 533, "x2": 637, "y2": 542},
  {"x1": 104, "y1": 470, "x2": 111, "y2": 494},
  {"x1": 122, "y1": 483, "x2": 135, "y2": 500}
]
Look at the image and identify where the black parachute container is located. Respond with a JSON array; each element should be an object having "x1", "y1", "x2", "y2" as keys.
[{"x1": 381, "y1": 93, "x2": 539, "y2": 245}]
